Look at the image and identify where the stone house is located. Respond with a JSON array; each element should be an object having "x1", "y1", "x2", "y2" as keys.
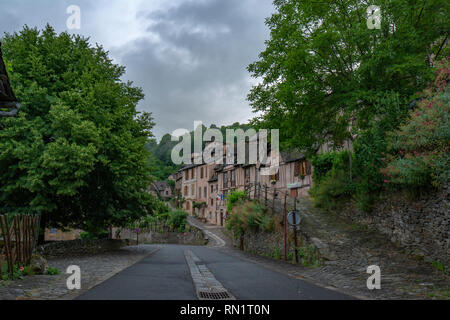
[
  {"x1": 149, "y1": 181, "x2": 173, "y2": 201},
  {"x1": 177, "y1": 141, "x2": 315, "y2": 227}
]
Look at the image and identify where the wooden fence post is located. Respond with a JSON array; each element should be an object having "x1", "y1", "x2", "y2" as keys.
[{"x1": 264, "y1": 185, "x2": 268, "y2": 207}]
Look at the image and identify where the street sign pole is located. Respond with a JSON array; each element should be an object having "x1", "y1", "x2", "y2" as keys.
[
  {"x1": 283, "y1": 194, "x2": 287, "y2": 261},
  {"x1": 293, "y1": 196, "x2": 299, "y2": 263}
]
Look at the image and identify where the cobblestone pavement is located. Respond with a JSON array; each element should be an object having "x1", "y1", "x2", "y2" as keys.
[
  {"x1": 0, "y1": 245, "x2": 160, "y2": 300},
  {"x1": 189, "y1": 216, "x2": 450, "y2": 300}
]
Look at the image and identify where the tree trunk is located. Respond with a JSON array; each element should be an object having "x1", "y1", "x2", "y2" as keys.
[{"x1": 239, "y1": 236, "x2": 244, "y2": 251}]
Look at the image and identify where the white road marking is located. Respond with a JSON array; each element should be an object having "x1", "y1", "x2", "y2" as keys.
[{"x1": 184, "y1": 249, "x2": 235, "y2": 300}]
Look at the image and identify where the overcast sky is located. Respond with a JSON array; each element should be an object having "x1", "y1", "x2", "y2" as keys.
[{"x1": 0, "y1": 0, "x2": 275, "y2": 140}]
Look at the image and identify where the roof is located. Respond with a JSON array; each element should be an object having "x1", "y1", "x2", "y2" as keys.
[
  {"x1": 153, "y1": 181, "x2": 170, "y2": 191},
  {"x1": 280, "y1": 150, "x2": 305, "y2": 163}
]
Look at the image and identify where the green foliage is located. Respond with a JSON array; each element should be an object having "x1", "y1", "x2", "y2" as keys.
[
  {"x1": 47, "y1": 267, "x2": 60, "y2": 275},
  {"x1": 296, "y1": 245, "x2": 322, "y2": 268},
  {"x1": 137, "y1": 208, "x2": 187, "y2": 232},
  {"x1": 147, "y1": 122, "x2": 251, "y2": 181},
  {"x1": 310, "y1": 151, "x2": 355, "y2": 210},
  {"x1": 167, "y1": 209, "x2": 188, "y2": 232},
  {"x1": 0, "y1": 26, "x2": 156, "y2": 231},
  {"x1": 1, "y1": 263, "x2": 28, "y2": 280},
  {"x1": 226, "y1": 201, "x2": 274, "y2": 237},
  {"x1": 431, "y1": 260, "x2": 448, "y2": 275},
  {"x1": 193, "y1": 201, "x2": 207, "y2": 209},
  {"x1": 352, "y1": 91, "x2": 409, "y2": 210},
  {"x1": 21, "y1": 265, "x2": 35, "y2": 276},
  {"x1": 226, "y1": 190, "x2": 248, "y2": 212},
  {"x1": 383, "y1": 60, "x2": 450, "y2": 190},
  {"x1": 310, "y1": 59, "x2": 449, "y2": 211},
  {"x1": 80, "y1": 229, "x2": 109, "y2": 240},
  {"x1": 248, "y1": 0, "x2": 448, "y2": 154},
  {"x1": 311, "y1": 151, "x2": 352, "y2": 183}
]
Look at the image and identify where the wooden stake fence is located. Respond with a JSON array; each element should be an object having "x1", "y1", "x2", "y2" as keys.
[{"x1": 0, "y1": 214, "x2": 40, "y2": 277}]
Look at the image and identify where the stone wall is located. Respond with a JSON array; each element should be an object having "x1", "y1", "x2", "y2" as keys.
[
  {"x1": 37, "y1": 239, "x2": 127, "y2": 258},
  {"x1": 227, "y1": 225, "x2": 313, "y2": 262},
  {"x1": 341, "y1": 188, "x2": 450, "y2": 266},
  {"x1": 118, "y1": 227, "x2": 207, "y2": 246}
]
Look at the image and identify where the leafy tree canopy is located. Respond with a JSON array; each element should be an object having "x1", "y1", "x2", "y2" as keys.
[
  {"x1": 248, "y1": 0, "x2": 449, "y2": 154},
  {"x1": 0, "y1": 25, "x2": 157, "y2": 232}
]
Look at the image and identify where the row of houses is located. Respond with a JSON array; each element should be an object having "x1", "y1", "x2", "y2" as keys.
[{"x1": 170, "y1": 141, "x2": 324, "y2": 226}]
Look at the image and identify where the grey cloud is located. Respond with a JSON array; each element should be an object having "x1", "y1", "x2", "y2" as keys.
[
  {"x1": 0, "y1": 0, "x2": 274, "y2": 140},
  {"x1": 118, "y1": 0, "x2": 274, "y2": 139}
]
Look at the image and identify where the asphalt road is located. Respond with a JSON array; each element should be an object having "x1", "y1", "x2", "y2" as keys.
[{"x1": 77, "y1": 244, "x2": 354, "y2": 300}]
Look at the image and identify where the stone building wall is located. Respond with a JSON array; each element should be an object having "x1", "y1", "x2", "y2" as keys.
[{"x1": 341, "y1": 188, "x2": 450, "y2": 266}]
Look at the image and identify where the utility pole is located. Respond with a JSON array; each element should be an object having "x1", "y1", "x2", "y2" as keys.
[
  {"x1": 293, "y1": 196, "x2": 299, "y2": 264},
  {"x1": 283, "y1": 194, "x2": 287, "y2": 261}
]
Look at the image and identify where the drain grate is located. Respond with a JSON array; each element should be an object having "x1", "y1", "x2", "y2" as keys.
[{"x1": 198, "y1": 291, "x2": 231, "y2": 300}]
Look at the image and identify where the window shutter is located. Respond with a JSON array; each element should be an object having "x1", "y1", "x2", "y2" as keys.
[
  {"x1": 306, "y1": 161, "x2": 312, "y2": 175},
  {"x1": 294, "y1": 161, "x2": 300, "y2": 176}
]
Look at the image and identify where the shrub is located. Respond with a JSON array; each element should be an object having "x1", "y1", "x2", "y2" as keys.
[
  {"x1": 22, "y1": 266, "x2": 35, "y2": 276},
  {"x1": 226, "y1": 200, "x2": 275, "y2": 237},
  {"x1": 352, "y1": 91, "x2": 409, "y2": 210},
  {"x1": 310, "y1": 150, "x2": 355, "y2": 210},
  {"x1": 310, "y1": 168, "x2": 355, "y2": 211},
  {"x1": 168, "y1": 209, "x2": 188, "y2": 232},
  {"x1": 383, "y1": 64, "x2": 450, "y2": 191},
  {"x1": 226, "y1": 190, "x2": 248, "y2": 212},
  {"x1": 80, "y1": 229, "x2": 108, "y2": 240},
  {"x1": 47, "y1": 267, "x2": 60, "y2": 275}
]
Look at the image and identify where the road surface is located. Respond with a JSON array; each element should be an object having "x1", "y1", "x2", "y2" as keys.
[{"x1": 77, "y1": 244, "x2": 354, "y2": 300}]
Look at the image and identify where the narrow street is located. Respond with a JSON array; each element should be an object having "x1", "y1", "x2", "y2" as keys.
[
  {"x1": 77, "y1": 216, "x2": 353, "y2": 300},
  {"x1": 77, "y1": 243, "x2": 353, "y2": 300}
]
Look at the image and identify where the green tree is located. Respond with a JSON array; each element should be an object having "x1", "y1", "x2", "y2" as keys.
[
  {"x1": 0, "y1": 25, "x2": 157, "y2": 236},
  {"x1": 248, "y1": 0, "x2": 449, "y2": 154}
]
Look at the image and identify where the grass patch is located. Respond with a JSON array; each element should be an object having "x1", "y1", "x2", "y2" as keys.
[{"x1": 47, "y1": 267, "x2": 60, "y2": 275}]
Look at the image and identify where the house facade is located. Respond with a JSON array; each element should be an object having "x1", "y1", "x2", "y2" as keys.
[
  {"x1": 149, "y1": 181, "x2": 173, "y2": 201},
  {"x1": 177, "y1": 144, "x2": 314, "y2": 227}
]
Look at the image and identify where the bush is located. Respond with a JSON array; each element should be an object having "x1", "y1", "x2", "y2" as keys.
[
  {"x1": 310, "y1": 150, "x2": 355, "y2": 210},
  {"x1": 226, "y1": 190, "x2": 248, "y2": 212},
  {"x1": 168, "y1": 210, "x2": 188, "y2": 232},
  {"x1": 310, "y1": 168, "x2": 355, "y2": 211},
  {"x1": 226, "y1": 200, "x2": 274, "y2": 237},
  {"x1": 80, "y1": 229, "x2": 109, "y2": 240},
  {"x1": 47, "y1": 267, "x2": 60, "y2": 275},
  {"x1": 383, "y1": 62, "x2": 450, "y2": 191}
]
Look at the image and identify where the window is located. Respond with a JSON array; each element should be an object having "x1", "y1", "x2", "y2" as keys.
[
  {"x1": 271, "y1": 172, "x2": 279, "y2": 181},
  {"x1": 201, "y1": 167, "x2": 204, "y2": 179},
  {"x1": 186, "y1": 201, "x2": 190, "y2": 210},
  {"x1": 204, "y1": 186, "x2": 207, "y2": 198},
  {"x1": 211, "y1": 185, "x2": 214, "y2": 193},
  {"x1": 191, "y1": 169, "x2": 194, "y2": 180},
  {"x1": 223, "y1": 172, "x2": 228, "y2": 188},
  {"x1": 185, "y1": 171, "x2": 188, "y2": 180},
  {"x1": 191, "y1": 185, "x2": 194, "y2": 195},
  {"x1": 296, "y1": 160, "x2": 311, "y2": 177},
  {"x1": 184, "y1": 186, "x2": 188, "y2": 195},
  {"x1": 210, "y1": 199, "x2": 213, "y2": 206},
  {"x1": 199, "y1": 187, "x2": 202, "y2": 197},
  {"x1": 245, "y1": 168, "x2": 250, "y2": 183},
  {"x1": 166, "y1": 190, "x2": 169, "y2": 195},
  {"x1": 231, "y1": 170, "x2": 236, "y2": 187}
]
